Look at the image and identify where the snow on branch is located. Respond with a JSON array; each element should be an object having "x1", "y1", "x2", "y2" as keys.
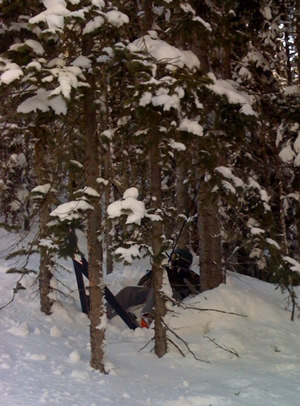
[
  {"x1": 114, "y1": 244, "x2": 141, "y2": 264},
  {"x1": 283, "y1": 257, "x2": 300, "y2": 275},
  {"x1": 0, "y1": 63, "x2": 24, "y2": 85},
  {"x1": 179, "y1": 3, "x2": 212, "y2": 31},
  {"x1": 215, "y1": 166, "x2": 244, "y2": 188},
  {"x1": 50, "y1": 200, "x2": 93, "y2": 222},
  {"x1": 130, "y1": 34, "x2": 200, "y2": 72},
  {"x1": 9, "y1": 40, "x2": 45, "y2": 56},
  {"x1": 179, "y1": 118, "x2": 203, "y2": 137},
  {"x1": 29, "y1": 1, "x2": 70, "y2": 30},
  {"x1": 17, "y1": 89, "x2": 67, "y2": 115},
  {"x1": 107, "y1": 187, "x2": 146, "y2": 225},
  {"x1": 31, "y1": 183, "x2": 57, "y2": 196},
  {"x1": 49, "y1": 66, "x2": 86, "y2": 99},
  {"x1": 206, "y1": 73, "x2": 257, "y2": 116}
]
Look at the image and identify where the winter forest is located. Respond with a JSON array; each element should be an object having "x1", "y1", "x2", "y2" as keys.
[{"x1": 1, "y1": 0, "x2": 300, "y2": 389}]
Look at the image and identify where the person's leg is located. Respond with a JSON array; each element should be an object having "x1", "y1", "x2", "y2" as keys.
[
  {"x1": 141, "y1": 288, "x2": 155, "y2": 315},
  {"x1": 141, "y1": 288, "x2": 181, "y2": 316},
  {"x1": 106, "y1": 286, "x2": 150, "y2": 319},
  {"x1": 172, "y1": 289, "x2": 182, "y2": 302},
  {"x1": 139, "y1": 288, "x2": 183, "y2": 328}
]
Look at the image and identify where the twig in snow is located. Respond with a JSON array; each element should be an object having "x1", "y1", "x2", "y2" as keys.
[
  {"x1": 0, "y1": 275, "x2": 26, "y2": 311},
  {"x1": 163, "y1": 320, "x2": 210, "y2": 363},
  {"x1": 204, "y1": 336, "x2": 239, "y2": 358},
  {"x1": 138, "y1": 337, "x2": 154, "y2": 353},
  {"x1": 181, "y1": 303, "x2": 247, "y2": 318},
  {"x1": 167, "y1": 338, "x2": 186, "y2": 357}
]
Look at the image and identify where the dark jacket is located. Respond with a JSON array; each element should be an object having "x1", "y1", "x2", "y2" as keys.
[{"x1": 138, "y1": 266, "x2": 200, "y2": 299}]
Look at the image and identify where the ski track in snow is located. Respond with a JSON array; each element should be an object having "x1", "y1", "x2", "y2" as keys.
[{"x1": 1, "y1": 229, "x2": 300, "y2": 405}]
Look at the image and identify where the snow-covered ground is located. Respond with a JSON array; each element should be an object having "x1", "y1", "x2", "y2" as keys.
[{"x1": 1, "y1": 228, "x2": 300, "y2": 406}]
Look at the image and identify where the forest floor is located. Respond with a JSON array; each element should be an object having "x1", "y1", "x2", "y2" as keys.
[{"x1": 1, "y1": 227, "x2": 300, "y2": 406}]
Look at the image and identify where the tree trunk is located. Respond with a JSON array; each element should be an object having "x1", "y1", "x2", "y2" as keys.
[
  {"x1": 296, "y1": 0, "x2": 300, "y2": 84},
  {"x1": 190, "y1": 31, "x2": 209, "y2": 74},
  {"x1": 39, "y1": 199, "x2": 54, "y2": 315},
  {"x1": 83, "y1": 37, "x2": 106, "y2": 373},
  {"x1": 143, "y1": 0, "x2": 153, "y2": 31},
  {"x1": 221, "y1": 12, "x2": 232, "y2": 80},
  {"x1": 150, "y1": 132, "x2": 167, "y2": 358},
  {"x1": 275, "y1": 157, "x2": 289, "y2": 255},
  {"x1": 175, "y1": 155, "x2": 189, "y2": 249},
  {"x1": 104, "y1": 146, "x2": 113, "y2": 274},
  {"x1": 294, "y1": 0, "x2": 300, "y2": 255},
  {"x1": 34, "y1": 126, "x2": 54, "y2": 315},
  {"x1": 197, "y1": 178, "x2": 223, "y2": 291}
]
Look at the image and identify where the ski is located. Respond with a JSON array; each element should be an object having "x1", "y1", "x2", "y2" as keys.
[
  {"x1": 72, "y1": 253, "x2": 138, "y2": 330},
  {"x1": 104, "y1": 286, "x2": 139, "y2": 330},
  {"x1": 72, "y1": 254, "x2": 90, "y2": 315}
]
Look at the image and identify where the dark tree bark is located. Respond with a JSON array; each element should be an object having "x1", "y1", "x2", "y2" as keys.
[
  {"x1": 150, "y1": 132, "x2": 167, "y2": 358},
  {"x1": 34, "y1": 126, "x2": 54, "y2": 315},
  {"x1": 175, "y1": 154, "x2": 189, "y2": 249},
  {"x1": 104, "y1": 146, "x2": 113, "y2": 275},
  {"x1": 294, "y1": 0, "x2": 300, "y2": 255},
  {"x1": 190, "y1": 17, "x2": 223, "y2": 292},
  {"x1": 83, "y1": 37, "x2": 105, "y2": 373},
  {"x1": 296, "y1": 0, "x2": 300, "y2": 83},
  {"x1": 143, "y1": 0, "x2": 153, "y2": 31},
  {"x1": 38, "y1": 199, "x2": 54, "y2": 315},
  {"x1": 197, "y1": 177, "x2": 223, "y2": 292}
]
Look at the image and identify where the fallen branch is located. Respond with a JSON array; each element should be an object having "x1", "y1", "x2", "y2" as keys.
[
  {"x1": 163, "y1": 320, "x2": 210, "y2": 363},
  {"x1": 181, "y1": 303, "x2": 247, "y2": 318},
  {"x1": 0, "y1": 278, "x2": 25, "y2": 311},
  {"x1": 204, "y1": 336, "x2": 239, "y2": 358},
  {"x1": 167, "y1": 337, "x2": 186, "y2": 357},
  {"x1": 138, "y1": 337, "x2": 154, "y2": 353}
]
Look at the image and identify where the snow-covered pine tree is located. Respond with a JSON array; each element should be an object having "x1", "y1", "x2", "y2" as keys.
[
  {"x1": 0, "y1": 0, "x2": 66, "y2": 315},
  {"x1": 0, "y1": 0, "x2": 133, "y2": 371},
  {"x1": 214, "y1": 0, "x2": 300, "y2": 315},
  {"x1": 0, "y1": 1, "x2": 43, "y2": 230}
]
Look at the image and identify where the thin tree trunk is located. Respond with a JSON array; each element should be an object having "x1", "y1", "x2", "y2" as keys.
[
  {"x1": 284, "y1": 29, "x2": 293, "y2": 85},
  {"x1": 276, "y1": 159, "x2": 289, "y2": 255},
  {"x1": 175, "y1": 155, "x2": 189, "y2": 248},
  {"x1": 83, "y1": 37, "x2": 105, "y2": 373},
  {"x1": 104, "y1": 146, "x2": 113, "y2": 274},
  {"x1": 295, "y1": 0, "x2": 300, "y2": 255},
  {"x1": 150, "y1": 132, "x2": 167, "y2": 358},
  {"x1": 190, "y1": 31, "x2": 209, "y2": 74},
  {"x1": 35, "y1": 126, "x2": 54, "y2": 315},
  {"x1": 197, "y1": 176, "x2": 223, "y2": 291},
  {"x1": 221, "y1": 6, "x2": 232, "y2": 80},
  {"x1": 143, "y1": 0, "x2": 153, "y2": 31},
  {"x1": 296, "y1": 0, "x2": 300, "y2": 83},
  {"x1": 39, "y1": 199, "x2": 54, "y2": 315}
]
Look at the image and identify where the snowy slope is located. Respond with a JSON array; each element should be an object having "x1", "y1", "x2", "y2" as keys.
[{"x1": 1, "y1": 228, "x2": 300, "y2": 406}]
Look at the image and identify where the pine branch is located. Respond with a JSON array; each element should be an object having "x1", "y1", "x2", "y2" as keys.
[{"x1": 6, "y1": 267, "x2": 36, "y2": 275}]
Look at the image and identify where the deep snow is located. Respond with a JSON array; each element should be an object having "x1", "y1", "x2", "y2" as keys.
[{"x1": 1, "y1": 228, "x2": 300, "y2": 406}]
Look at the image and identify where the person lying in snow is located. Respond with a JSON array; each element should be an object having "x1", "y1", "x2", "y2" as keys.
[{"x1": 106, "y1": 248, "x2": 200, "y2": 328}]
